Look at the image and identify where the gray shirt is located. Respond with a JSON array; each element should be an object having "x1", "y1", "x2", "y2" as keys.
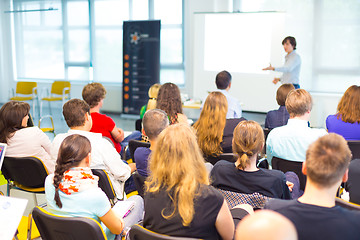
[{"x1": 275, "y1": 50, "x2": 301, "y2": 84}]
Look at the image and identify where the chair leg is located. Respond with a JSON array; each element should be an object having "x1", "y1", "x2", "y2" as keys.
[
  {"x1": 33, "y1": 193, "x2": 38, "y2": 206},
  {"x1": 27, "y1": 213, "x2": 32, "y2": 240},
  {"x1": 48, "y1": 101, "x2": 52, "y2": 116},
  {"x1": 32, "y1": 99, "x2": 36, "y2": 121},
  {"x1": 7, "y1": 182, "x2": 10, "y2": 196},
  {"x1": 40, "y1": 101, "x2": 43, "y2": 118}
]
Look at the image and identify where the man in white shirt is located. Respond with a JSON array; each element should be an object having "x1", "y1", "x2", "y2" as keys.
[
  {"x1": 51, "y1": 99, "x2": 134, "y2": 199},
  {"x1": 266, "y1": 89, "x2": 327, "y2": 164},
  {"x1": 215, "y1": 70, "x2": 242, "y2": 119}
]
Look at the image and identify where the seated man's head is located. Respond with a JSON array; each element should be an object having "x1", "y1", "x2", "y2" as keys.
[
  {"x1": 82, "y1": 82, "x2": 106, "y2": 108},
  {"x1": 285, "y1": 89, "x2": 312, "y2": 119},
  {"x1": 236, "y1": 210, "x2": 297, "y2": 240},
  {"x1": 63, "y1": 99, "x2": 91, "y2": 130},
  {"x1": 216, "y1": 70, "x2": 232, "y2": 90},
  {"x1": 276, "y1": 84, "x2": 295, "y2": 106},
  {"x1": 142, "y1": 109, "x2": 169, "y2": 141},
  {"x1": 305, "y1": 133, "x2": 352, "y2": 188}
]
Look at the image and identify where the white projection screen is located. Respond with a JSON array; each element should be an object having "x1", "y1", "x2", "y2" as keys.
[{"x1": 193, "y1": 12, "x2": 286, "y2": 113}]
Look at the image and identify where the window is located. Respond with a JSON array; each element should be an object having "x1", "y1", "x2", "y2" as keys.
[{"x1": 12, "y1": 0, "x2": 184, "y2": 85}]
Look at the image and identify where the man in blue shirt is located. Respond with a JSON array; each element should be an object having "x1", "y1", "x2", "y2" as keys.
[
  {"x1": 215, "y1": 70, "x2": 242, "y2": 119},
  {"x1": 263, "y1": 36, "x2": 301, "y2": 89}
]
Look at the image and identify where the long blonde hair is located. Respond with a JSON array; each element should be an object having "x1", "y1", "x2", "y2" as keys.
[
  {"x1": 146, "y1": 83, "x2": 161, "y2": 111},
  {"x1": 145, "y1": 124, "x2": 209, "y2": 226},
  {"x1": 232, "y1": 121, "x2": 264, "y2": 170},
  {"x1": 193, "y1": 92, "x2": 228, "y2": 156}
]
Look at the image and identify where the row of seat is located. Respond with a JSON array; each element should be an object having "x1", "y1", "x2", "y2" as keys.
[{"x1": 10, "y1": 81, "x2": 71, "y2": 119}]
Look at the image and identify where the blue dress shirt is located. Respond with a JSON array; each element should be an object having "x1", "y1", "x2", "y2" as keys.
[{"x1": 275, "y1": 50, "x2": 301, "y2": 85}]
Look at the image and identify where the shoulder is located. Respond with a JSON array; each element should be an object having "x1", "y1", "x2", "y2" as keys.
[
  {"x1": 259, "y1": 168, "x2": 285, "y2": 179},
  {"x1": 92, "y1": 112, "x2": 115, "y2": 123},
  {"x1": 213, "y1": 160, "x2": 233, "y2": 168},
  {"x1": 265, "y1": 199, "x2": 298, "y2": 210},
  {"x1": 135, "y1": 147, "x2": 151, "y2": 154},
  {"x1": 198, "y1": 185, "x2": 224, "y2": 203}
]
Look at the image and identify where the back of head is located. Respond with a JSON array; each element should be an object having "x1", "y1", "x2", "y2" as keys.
[
  {"x1": 0, "y1": 101, "x2": 30, "y2": 143},
  {"x1": 82, "y1": 82, "x2": 106, "y2": 108},
  {"x1": 306, "y1": 133, "x2": 351, "y2": 188},
  {"x1": 147, "y1": 83, "x2": 161, "y2": 111},
  {"x1": 53, "y1": 134, "x2": 92, "y2": 208},
  {"x1": 193, "y1": 91, "x2": 228, "y2": 156},
  {"x1": 236, "y1": 210, "x2": 297, "y2": 240},
  {"x1": 216, "y1": 70, "x2": 232, "y2": 90},
  {"x1": 276, "y1": 84, "x2": 295, "y2": 106},
  {"x1": 146, "y1": 123, "x2": 209, "y2": 226},
  {"x1": 143, "y1": 109, "x2": 169, "y2": 140},
  {"x1": 282, "y1": 36, "x2": 297, "y2": 50},
  {"x1": 336, "y1": 85, "x2": 360, "y2": 123},
  {"x1": 285, "y1": 89, "x2": 312, "y2": 118},
  {"x1": 232, "y1": 120, "x2": 264, "y2": 170},
  {"x1": 156, "y1": 83, "x2": 182, "y2": 123},
  {"x1": 63, "y1": 99, "x2": 90, "y2": 128}
]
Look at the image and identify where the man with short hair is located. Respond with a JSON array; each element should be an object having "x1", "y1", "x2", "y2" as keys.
[
  {"x1": 50, "y1": 99, "x2": 131, "y2": 200},
  {"x1": 210, "y1": 70, "x2": 242, "y2": 119},
  {"x1": 265, "y1": 134, "x2": 360, "y2": 240},
  {"x1": 134, "y1": 109, "x2": 169, "y2": 177},
  {"x1": 266, "y1": 89, "x2": 327, "y2": 163}
]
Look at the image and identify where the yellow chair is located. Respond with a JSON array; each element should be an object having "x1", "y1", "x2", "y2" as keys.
[
  {"x1": 38, "y1": 115, "x2": 55, "y2": 137},
  {"x1": 40, "y1": 81, "x2": 71, "y2": 117},
  {"x1": 10, "y1": 81, "x2": 38, "y2": 119}
]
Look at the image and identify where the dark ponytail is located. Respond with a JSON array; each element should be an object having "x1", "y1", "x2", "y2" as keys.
[{"x1": 53, "y1": 134, "x2": 91, "y2": 208}]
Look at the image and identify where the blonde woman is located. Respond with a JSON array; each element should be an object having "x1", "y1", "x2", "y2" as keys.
[
  {"x1": 140, "y1": 83, "x2": 161, "y2": 119},
  {"x1": 194, "y1": 92, "x2": 245, "y2": 163},
  {"x1": 143, "y1": 124, "x2": 235, "y2": 240},
  {"x1": 211, "y1": 121, "x2": 291, "y2": 199}
]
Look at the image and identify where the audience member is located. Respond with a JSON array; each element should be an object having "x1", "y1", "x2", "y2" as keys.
[
  {"x1": 235, "y1": 210, "x2": 297, "y2": 240},
  {"x1": 265, "y1": 133, "x2": 360, "y2": 240},
  {"x1": 345, "y1": 158, "x2": 360, "y2": 205},
  {"x1": 45, "y1": 134, "x2": 143, "y2": 240},
  {"x1": 82, "y1": 82, "x2": 141, "y2": 154},
  {"x1": 326, "y1": 85, "x2": 360, "y2": 140},
  {"x1": 265, "y1": 83, "x2": 295, "y2": 129},
  {"x1": 139, "y1": 83, "x2": 161, "y2": 119},
  {"x1": 143, "y1": 124, "x2": 235, "y2": 240},
  {"x1": 194, "y1": 92, "x2": 245, "y2": 164},
  {"x1": 0, "y1": 101, "x2": 54, "y2": 172},
  {"x1": 214, "y1": 70, "x2": 242, "y2": 118},
  {"x1": 211, "y1": 120, "x2": 291, "y2": 199},
  {"x1": 134, "y1": 109, "x2": 169, "y2": 177},
  {"x1": 266, "y1": 89, "x2": 327, "y2": 163},
  {"x1": 50, "y1": 99, "x2": 133, "y2": 199},
  {"x1": 156, "y1": 82, "x2": 188, "y2": 124}
]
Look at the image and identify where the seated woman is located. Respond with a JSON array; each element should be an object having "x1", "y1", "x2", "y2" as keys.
[
  {"x1": 143, "y1": 124, "x2": 235, "y2": 240},
  {"x1": 193, "y1": 92, "x2": 245, "y2": 164},
  {"x1": 265, "y1": 83, "x2": 295, "y2": 130},
  {"x1": 82, "y1": 82, "x2": 141, "y2": 155},
  {"x1": 156, "y1": 82, "x2": 188, "y2": 124},
  {"x1": 139, "y1": 83, "x2": 161, "y2": 119},
  {"x1": 326, "y1": 85, "x2": 360, "y2": 140},
  {"x1": 211, "y1": 120, "x2": 291, "y2": 200},
  {"x1": 45, "y1": 134, "x2": 143, "y2": 240},
  {"x1": 0, "y1": 101, "x2": 54, "y2": 173}
]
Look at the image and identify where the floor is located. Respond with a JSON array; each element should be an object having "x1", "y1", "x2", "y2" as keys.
[{"x1": 0, "y1": 102, "x2": 266, "y2": 239}]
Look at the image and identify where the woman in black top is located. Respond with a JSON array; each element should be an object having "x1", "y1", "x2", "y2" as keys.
[
  {"x1": 143, "y1": 124, "x2": 234, "y2": 240},
  {"x1": 211, "y1": 120, "x2": 291, "y2": 199}
]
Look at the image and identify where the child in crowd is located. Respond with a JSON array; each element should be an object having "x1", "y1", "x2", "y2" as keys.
[
  {"x1": 82, "y1": 82, "x2": 141, "y2": 155},
  {"x1": 134, "y1": 109, "x2": 169, "y2": 177}
]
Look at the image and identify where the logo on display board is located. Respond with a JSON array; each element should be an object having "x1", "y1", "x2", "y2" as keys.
[{"x1": 130, "y1": 31, "x2": 149, "y2": 45}]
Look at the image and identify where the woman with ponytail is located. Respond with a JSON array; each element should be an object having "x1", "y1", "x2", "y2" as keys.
[
  {"x1": 143, "y1": 124, "x2": 235, "y2": 240},
  {"x1": 45, "y1": 134, "x2": 143, "y2": 240},
  {"x1": 210, "y1": 121, "x2": 291, "y2": 199}
]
